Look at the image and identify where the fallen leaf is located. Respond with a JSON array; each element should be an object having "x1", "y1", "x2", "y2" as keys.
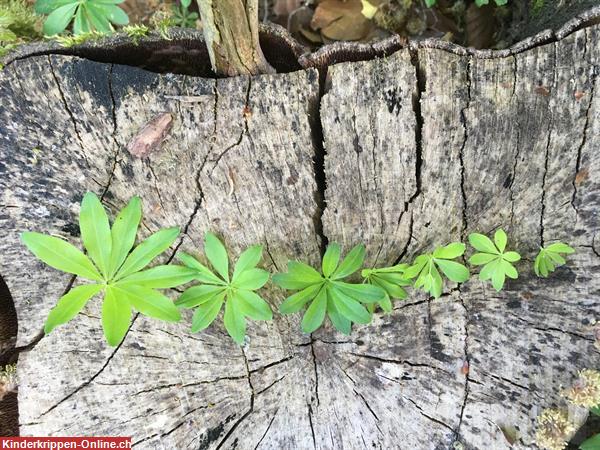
[
  {"x1": 534, "y1": 85, "x2": 550, "y2": 96},
  {"x1": 311, "y1": 0, "x2": 373, "y2": 41},
  {"x1": 127, "y1": 112, "x2": 173, "y2": 158},
  {"x1": 460, "y1": 361, "x2": 469, "y2": 375},
  {"x1": 465, "y1": 3, "x2": 495, "y2": 49},
  {"x1": 575, "y1": 167, "x2": 589, "y2": 185},
  {"x1": 574, "y1": 90, "x2": 585, "y2": 101}
]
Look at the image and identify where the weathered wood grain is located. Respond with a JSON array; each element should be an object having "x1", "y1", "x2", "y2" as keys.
[{"x1": 0, "y1": 22, "x2": 598, "y2": 450}]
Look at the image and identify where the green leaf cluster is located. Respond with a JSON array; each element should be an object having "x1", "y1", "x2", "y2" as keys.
[
  {"x1": 468, "y1": 229, "x2": 520, "y2": 291},
  {"x1": 274, "y1": 243, "x2": 386, "y2": 335},
  {"x1": 176, "y1": 233, "x2": 272, "y2": 344},
  {"x1": 534, "y1": 242, "x2": 575, "y2": 278},
  {"x1": 21, "y1": 193, "x2": 190, "y2": 346},
  {"x1": 34, "y1": 0, "x2": 129, "y2": 36},
  {"x1": 403, "y1": 243, "x2": 469, "y2": 298},
  {"x1": 171, "y1": 0, "x2": 198, "y2": 28},
  {"x1": 362, "y1": 264, "x2": 410, "y2": 313}
]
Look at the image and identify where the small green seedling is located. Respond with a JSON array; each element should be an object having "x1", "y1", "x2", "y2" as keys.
[
  {"x1": 35, "y1": 0, "x2": 129, "y2": 36},
  {"x1": 171, "y1": 0, "x2": 198, "y2": 28},
  {"x1": 468, "y1": 229, "x2": 520, "y2": 291},
  {"x1": 123, "y1": 24, "x2": 149, "y2": 44},
  {"x1": 175, "y1": 233, "x2": 272, "y2": 344},
  {"x1": 274, "y1": 243, "x2": 386, "y2": 335},
  {"x1": 22, "y1": 193, "x2": 192, "y2": 346},
  {"x1": 362, "y1": 264, "x2": 410, "y2": 313},
  {"x1": 403, "y1": 242, "x2": 470, "y2": 298},
  {"x1": 534, "y1": 242, "x2": 575, "y2": 277}
]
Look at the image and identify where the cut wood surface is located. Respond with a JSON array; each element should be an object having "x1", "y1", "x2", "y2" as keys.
[{"x1": 0, "y1": 22, "x2": 599, "y2": 449}]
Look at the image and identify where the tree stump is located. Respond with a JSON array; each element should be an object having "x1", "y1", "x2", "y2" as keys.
[{"x1": 0, "y1": 18, "x2": 599, "y2": 450}]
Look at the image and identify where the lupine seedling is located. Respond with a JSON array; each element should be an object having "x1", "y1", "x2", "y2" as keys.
[
  {"x1": 171, "y1": 0, "x2": 198, "y2": 28},
  {"x1": 362, "y1": 264, "x2": 410, "y2": 313},
  {"x1": 534, "y1": 242, "x2": 575, "y2": 277},
  {"x1": 34, "y1": 0, "x2": 129, "y2": 36},
  {"x1": 175, "y1": 233, "x2": 273, "y2": 344},
  {"x1": 274, "y1": 243, "x2": 386, "y2": 335},
  {"x1": 22, "y1": 193, "x2": 193, "y2": 346},
  {"x1": 402, "y1": 243, "x2": 470, "y2": 298},
  {"x1": 468, "y1": 229, "x2": 521, "y2": 291}
]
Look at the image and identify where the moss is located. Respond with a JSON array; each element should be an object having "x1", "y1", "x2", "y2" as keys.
[
  {"x1": 51, "y1": 30, "x2": 105, "y2": 47},
  {"x1": 123, "y1": 24, "x2": 150, "y2": 44},
  {"x1": 0, "y1": 364, "x2": 17, "y2": 401}
]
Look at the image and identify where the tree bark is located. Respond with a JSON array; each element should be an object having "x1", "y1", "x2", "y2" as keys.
[
  {"x1": 0, "y1": 21, "x2": 599, "y2": 450},
  {"x1": 197, "y1": 0, "x2": 275, "y2": 76}
]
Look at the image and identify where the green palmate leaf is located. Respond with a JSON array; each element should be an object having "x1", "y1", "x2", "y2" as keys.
[
  {"x1": 45, "y1": 284, "x2": 103, "y2": 334},
  {"x1": 432, "y1": 242, "x2": 466, "y2": 259},
  {"x1": 224, "y1": 296, "x2": 245, "y2": 343},
  {"x1": 113, "y1": 284, "x2": 180, "y2": 322},
  {"x1": 332, "y1": 244, "x2": 365, "y2": 279},
  {"x1": 327, "y1": 292, "x2": 351, "y2": 335},
  {"x1": 580, "y1": 433, "x2": 600, "y2": 450},
  {"x1": 178, "y1": 233, "x2": 273, "y2": 343},
  {"x1": 272, "y1": 272, "x2": 318, "y2": 290},
  {"x1": 370, "y1": 276, "x2": 407, "y2": 300},
  {"x1": 301, "y1": 287, "x2": 327, "y2": 333},
  {"x1": 175, "y1": 284, "x2": 225, "y2": 308},
  {"x1": 21, "y1": 232, "x2": 103, "y2": 281},
  {"x1": 279, "y1": 284, "x2": 322, "y2": 314},
  {"x1": 113, "y1": 227, "x2": 179, "y2": 281},
  {"x1": 468, "y1": 229, "x2": 520, "y2": 291},
  {"x1": 190, "y1": 292, "x2": 226, "y2": 332},
  {"x1": 116, "y1": 265, "x2": 196, "y2": 288},
  {"x1": 534, "y1": 242, "x2": 575, "y2": 278},
  {"x1": 102, "y1": 286, "x2": 131, "y2": 346},
  {"x1": 178, "y1": 252, "x2": 225, "y2": 285},
  {"x1": 288, "y1": 261, "x2": 323, "y2": 283},
  {"x1": 405, "y1": 243, "x2": 468, "y2": 298},
  {"x1": 232, "y1": 268, "x2": 269, "y2": 290},
  {"x1": 322, "y1": 243, "x2": 341, "y2": 277},
  {"x1": 332, "y1": 281, "x2": 385, "y2": 303},
  {"x1": 107, "y1": 196, "x2": 141, "y2": 278},
  {"x1": 43, "y1": 2, "x2": 77, "y2": 35},
  {"x1": 232, "y1": 245, "x2": 262, "y2": 280},
  {"x1": 204, "y1": 232, "x2": 229, "y2": 281},
  {"x1": 328, "y1": 287, "x2": 371, "y2": 324},
  {"x1": 236, "y1": 290, "x2": 272, "y2": 321},
  {"x1": 591, "y1": 406, "x2": 600, "y2": 417},
  {"x1": 79, "y1": 192, "x2": 112, "y2": 278},
  {"x1": 73, "y1": 7, "x2": 90, "y2": 33},
  {"x1": 435, "y1": 259, "x2": 470, "y2": 283}
]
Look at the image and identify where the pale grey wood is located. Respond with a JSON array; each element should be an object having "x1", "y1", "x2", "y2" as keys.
[{"x1": 0, "y1": 23, "x2": 598, "y2": 450}]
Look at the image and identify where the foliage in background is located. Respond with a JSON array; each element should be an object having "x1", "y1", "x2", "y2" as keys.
[
  {"x1": 0, "y1": 0, "x2": 42, "y2": 59},
  {"x1": 468, "y1": 229, "x2": 521, "y2": 291},
  {"x1": 362, "y1": 264, "x2": 410, "y2": 313},
  {"x1": 534, "y1": 242, "x2": 575, "y2": 278},
  {"x1": 0, "y1": 364, "x2": 17, "y2": 401},
  {"x1": 171, "y1": 0, "x2": 197, "y2": 28},
  {"x1": 34, "y1": 0, "x2": 129, "y2": 35},
  {"x1": 274, "y1": 243, "x2": 386, "y2": 335},
  {"x1": 536, "y1": 369, "x2": 600, "y2": 450},
  {"x1": 176, "y1": 233, "x2": 272, "y2": 344},
  {"x1": 402, "y1": 242, "x2": 469, "y2": 298},
  {"x1": 21, "y1": 193, "x2": 192, "y2": 346}
]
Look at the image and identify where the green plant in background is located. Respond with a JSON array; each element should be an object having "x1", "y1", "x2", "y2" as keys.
[
  {"x1": 468, "y1": 229, "x2": 520, "y2": 291},
  {"x1": 534, "y1": 242, "x2": 575, "y2": 278},
  {"x1": 21, "y1": 193, "x2": 193, "y2": 346},
  {"x1": 34, "y1": 0, "x2": 129, "y2": 36},
  {"x1": 171, "y1": 0, "x2": 198, "y2": 28},
  {"x1": 0, "y1": 0, "x2": 42, "y2": 59},
  {"x1": 362, "y1": 264, "x2": 410, "y2": 313},
  {"x1": 402, "y1": 242, "x2": 470, "y2": 298},
  {"x1": 274, "y1": 243, "x2": 386, "y2": 335},
  {"x1": 175, "y1": 233, "x2": 273, "y2": 344}
]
